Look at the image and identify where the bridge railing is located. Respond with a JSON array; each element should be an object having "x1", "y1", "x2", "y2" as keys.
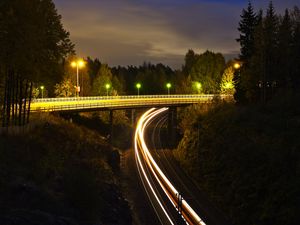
[
  {"x1": 32, "y1": 94, "x2": 230, "y2": 103},
  {"x1": 30, "y1": 94, "x2": 233, "y2": 112}
]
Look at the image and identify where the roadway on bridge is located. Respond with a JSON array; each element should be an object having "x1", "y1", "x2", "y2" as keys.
[{"x1": 30, "y1": 95, "x2": 231, "y2": 112}]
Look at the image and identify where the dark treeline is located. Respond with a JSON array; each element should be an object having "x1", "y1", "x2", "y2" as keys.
[
  {"x1": 175, "y1": 1, "x2": 300, "y2": 225},
  {"x1": 77, "y1": 50, "x2": 234, "y2": 97},
  {"x1": 236, "y1": 1, "x2": 300, "y2": 104},
  {"x1": 0, "y1": 0, "x2": 74, "y2": 127},
  {"x1": 80, "y1": 59, "x2": 176, "y2": 96},
  {"x1": 111, "y1": 63, "x2": 175, "y2": 95}
]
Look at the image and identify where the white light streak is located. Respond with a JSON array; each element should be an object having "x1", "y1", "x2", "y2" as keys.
[{"x1": 134, "y1": 108, "x2": 207, "y2": 225}]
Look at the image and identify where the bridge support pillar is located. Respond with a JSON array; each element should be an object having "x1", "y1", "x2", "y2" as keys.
[
  {"x1": 131, "y1": 109, "x2": 136, "y2": 126},
  {"x1": 167, "y1": 107, "x2": 177, "y2": 148},
  {"x1": 109, "y1": 110, "x2": 113, "y2": 145}
]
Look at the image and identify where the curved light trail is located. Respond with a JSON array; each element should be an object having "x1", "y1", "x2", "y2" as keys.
[{"x1": 134, "y1": 108, "x2": 207, "y2": 225}]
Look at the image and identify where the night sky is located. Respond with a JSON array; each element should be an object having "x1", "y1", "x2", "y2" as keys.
[{"x1": 53, "y1": 0, "x2": 299, "y2": 68}]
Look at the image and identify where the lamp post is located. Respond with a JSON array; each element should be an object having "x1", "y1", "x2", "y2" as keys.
[
  {"x1": 71, "y1": 59, "x2": 85, "y2": 97},
  {"x1": 166, "y1": 83, "x2": 172, "y2": 95},
  {"x1": 136, "y1": 83, "x2": 141, "y2": 96},
  {"x1": 40, "y1": 86, "x2": 44, "y2": 98},
  {"x1": 105, "y1": 83, "x2": 111, "y2": 96},
  {"x1": 196, "y1": 82, "x2": 202, "y2": 94}
]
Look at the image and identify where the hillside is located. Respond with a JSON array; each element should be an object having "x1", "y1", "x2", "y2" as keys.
[
  {"x1": 175, "y1": 93, "x2": 300, "y2": 225},
  {"x1": 0, "y1": 114, "x2": 132, "y2": 225}
]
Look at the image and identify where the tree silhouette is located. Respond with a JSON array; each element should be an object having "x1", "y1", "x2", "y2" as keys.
[{"x1": 0, "y1": 0, "x2": 74, "y2": 126}]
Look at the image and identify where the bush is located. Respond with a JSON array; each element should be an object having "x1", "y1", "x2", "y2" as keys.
[{"x1": 175, "y1": 95, "x2": 300, "y2": 225}]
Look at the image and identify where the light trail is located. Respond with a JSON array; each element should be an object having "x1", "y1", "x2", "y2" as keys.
[{"x1": 134, "y1": 108, "x2": 207, "y2": 225}]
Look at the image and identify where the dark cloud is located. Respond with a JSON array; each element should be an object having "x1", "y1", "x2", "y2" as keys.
[{"x1": 53, "y1": 0, "x2": 299, "y2": 68}]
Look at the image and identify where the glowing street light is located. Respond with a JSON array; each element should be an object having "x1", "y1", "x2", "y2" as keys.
[
  {"x1": 196, "y1": 82, "x2": 202, "y2": 94},
  {"x1": 40, "y1": 86, "x2": 44, "y2": 98},
  {"x1": 105, "y1": 83, "x2": 111, "y2": 96},
  {"x1": 166, "y1": 83, "x2": 172, "y2": 95},
  {"x1": 136, "y1": 83, "x2": 141, "y2": 96},
  {"x1": 71, "y1": 59, "x2": 85, "y2": 97},
  {"x1": 234, "y1": 62, "x2": 241, "y2": 70}
]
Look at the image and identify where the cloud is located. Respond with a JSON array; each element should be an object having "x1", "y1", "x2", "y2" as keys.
[{"x1": 54, "y1": 0, "x2": 299, "y2": 68}]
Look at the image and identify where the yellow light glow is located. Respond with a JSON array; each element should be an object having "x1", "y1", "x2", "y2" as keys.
[
  {"x1": 71, "y1": 61, "x2": 77, "y2": 68},
  {"x1": 40, "y1": 86, "x2": 44, "y2": 90},
  {"x1": 105, "y1": 84, "x2": 111, "y2": 89},
  {"x1": 224, "y1": 82, "x2": 233, "y2": 89},
  {"x1": 196, "y1": 82, "x2": 202, "y2": 89},
  {"x1": 234, "y1": 63, "x2": 241, "y2": 69},
  {"x1": 78, "y1": 60, "x2": 85, "y2": 68},
  {"x1": 71, "y1": 59, "x2": 85, "y2": 68}
]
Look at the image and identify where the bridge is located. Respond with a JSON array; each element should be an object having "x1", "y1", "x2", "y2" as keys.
[
  {"x1": 30, "y1": 94, "x2": 232, "y2": 146},
  {"x1": 30, "y1": 94, "x2": 232, "y2": 112}
]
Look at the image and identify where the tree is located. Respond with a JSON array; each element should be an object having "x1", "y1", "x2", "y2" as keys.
[
  {"x1": 92, "y1": 64, "x2": 113, "y2": 96},
  {"x1": 54, "y1": 78, "x2": 74, "y2": 97},
  {"x1": 86, "y1": 57, "x2": 101, "y2": 85},
  {"x1": 264, "y1": 1, "x2": 279, "y2": 88},
  {"x1": 277, "y1": 9, "x2": 293, "y2": 88},
  {"x1": 0, "y1": 0, "x2": 74, "y2": 126},
  {"x1": 291, "y1": 6, "x2": 300, "y2": 89},
  {"x1": 190, "y1": 51, "x2": 225, "y2": 93},
  {"x1": 220, "y1": 65, "x2": 235, "y2": 95},
  {"x1": 237, "y1": 1, "x2": 258, "y2": 63},
  {"x1": 183, "y1": 49, "x2": 197, "y2": 75},
  {"x1": 235, "y1": 1, "x2": 259, "y2": 104},
  {"x1": 175, "y1": 73, "x2": 193, "y2": 94},
  {"x1": 245, "y1": 9, "x2": 264, "y2": 103}
]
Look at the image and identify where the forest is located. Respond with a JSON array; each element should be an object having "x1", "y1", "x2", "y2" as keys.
[
  {"x1": 175, "y1": 2, "x2": 300, "y2": 225},
  {"x1": 0, "y1": 0, "x2": 299, "y2": 225}
]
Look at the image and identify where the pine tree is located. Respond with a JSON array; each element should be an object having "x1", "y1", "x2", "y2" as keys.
[
  {"x1": 237, "y1": 1, "x2": 258, "y2": 63},
  {"x1": 235, "y1": 1, "x2": 258, "y2": 103},
  {"x1": 247, "y1": 9, "x2": 265, "y2": 102},
  {"x1": 291, "y1": 6, "x2": 300, "y2": 89},
  {"x1": 264, "y1": 1, "x2": 279, "y2": 90},
  {"x1": 277, "y1": 9, "x2": 293, "y2": 89}
]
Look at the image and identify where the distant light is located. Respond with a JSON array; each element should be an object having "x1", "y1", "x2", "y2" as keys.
[
  {"x1": 166, "y1": 83, "x2": 172, "y2": 88},
  {"x1": 196, "y1": 82, "x2": 202, "y2": 89},
  {"x1": 136, "y1": 83, "x2": 141, "y2": 89},
  {"x1": 71, "y1": 59, "x2": 85, "y2": 68},
  {"x1": 71, "y1": 61, "x2": 77, "y2": 68},
  {"x1": 78, "y1": 60, "x2": 85, "y2": 68},
  {"x1": 234, "y1": 63, "x2": 241, "y2": 69},
  {"x1": 40, "y1": 86, "x2": 44, "y2": 90},
  {"x1": 105, "y1": 83, "x2": 111, "y2": 89}
]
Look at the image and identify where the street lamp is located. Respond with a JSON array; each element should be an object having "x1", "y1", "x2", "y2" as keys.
[
  {"x1": 105, "y1": 83, "x2": 111, "y2": 96},
  {"x1": 71, "y1": 59, "x2": 85, "y2": 97},
  {"x1": 196, "y1": 82, "x2": 202, "y2": 94},
  {"x1": 234, "y1": 62, "x2": 241, "y2": 70},
  {"x1": 40, "y1": 86, "x2": 44, "y2": 98},
  {"x1": 136, "y1": 83, "x2": 141, "y2": 96},
  {"x1": 166, "y1": 83, "x2": 172, "y2": 95}
]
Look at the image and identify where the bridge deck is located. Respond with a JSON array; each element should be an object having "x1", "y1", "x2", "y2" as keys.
[{"x1": 30, "y1": 94, "x2": 232, "y2": 112}]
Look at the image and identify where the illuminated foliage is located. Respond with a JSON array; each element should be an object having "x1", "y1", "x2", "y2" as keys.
[
  {"x1": 54, "y1": 78, "x2": 74, "y2": 97},
  {"x1": 220, "y1": 66, "x2": 235, "y2": 94}
]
